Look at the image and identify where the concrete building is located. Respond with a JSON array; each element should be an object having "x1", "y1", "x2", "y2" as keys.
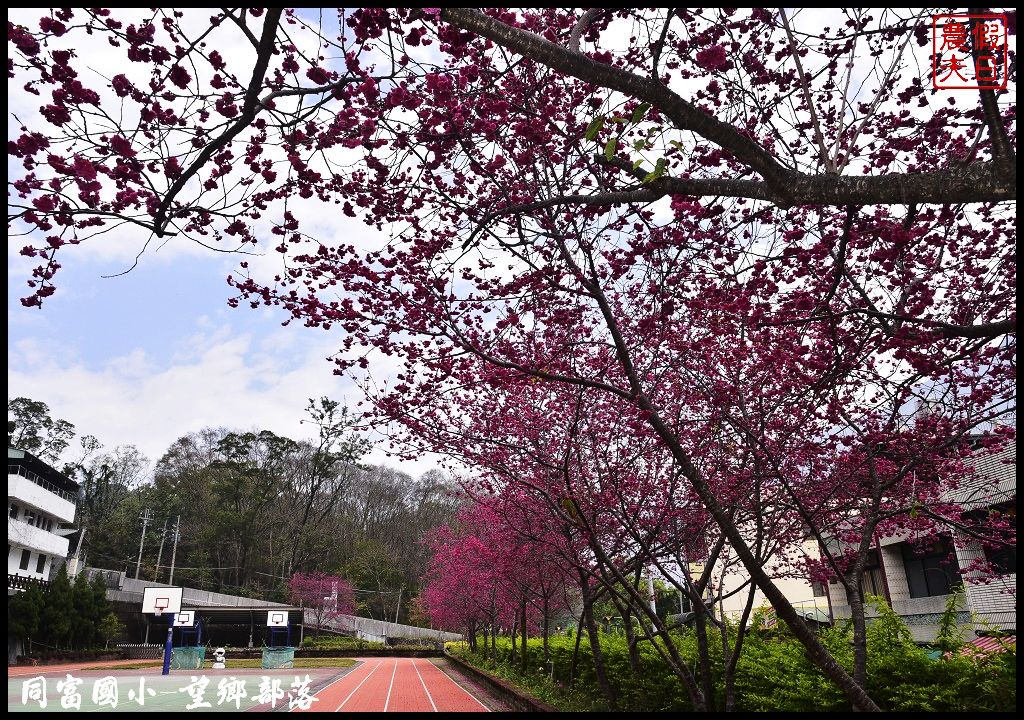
[
  {"x1": 825, "y1": 443, "x2": 1016, "y2": 643},
  {"x1": 7, "y1": 447, "x2": 80, "y2": 585},
  {"x1": 712, "y1": 536, "x2": 832, "y2": 626}
]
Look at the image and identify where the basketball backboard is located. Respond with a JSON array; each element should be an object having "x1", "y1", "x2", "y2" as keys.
[
  {"x1": 267, "y1": 610, "x2": 289, "y2": 627},
  {"x1": 142, "y1": 586, "x2": 183, "y2": 615},
  {"x1": 173, "y1": 610, "x2": 196, "y2": 627}
]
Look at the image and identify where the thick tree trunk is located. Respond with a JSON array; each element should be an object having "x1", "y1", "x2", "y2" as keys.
[
  {"x1": 638, "y1": 402, "x2": 881, "y2": 712},
  {"x1": 580, "y1": 574, "x2": 617, "y2": 707},
  {"x1": 845, "y1": 580, "x2": 869, "y2": 690},
  {"x1": 521, "y1": 597, "x2": 529, "y2": 673},
  {"x1": 569, "y1": 608, "x2": 585, "y2": 685},
  {"x1": 542, "y1": 596, "x2": 550, "y2": 664},
  {"x1": 693, "y1": 597, "x2": 715, "y2": 710}
]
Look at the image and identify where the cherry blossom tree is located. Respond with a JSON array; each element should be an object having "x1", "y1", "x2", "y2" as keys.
[
  {"x1": 9, "y1": 8, "x2": 1016, "y2": 712},
  {"x1": 288, "y1": 571, "x2": 354, "y2": 637}
]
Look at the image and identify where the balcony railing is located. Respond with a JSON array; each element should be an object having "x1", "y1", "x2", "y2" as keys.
[
  {"x1": 8, "y1": 573, "x2": 51, "y2": 591},
  {"x1": 8, "y1": 464, "x2": 78, "y2": 503}
]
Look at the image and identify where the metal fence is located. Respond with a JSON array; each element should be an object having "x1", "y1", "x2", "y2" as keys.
[
  {"x1": 116, "y1": 643, "x2": 163, "y2": 659},
  {"x1": 8, "y1": 464, "x2": 78, "y2": 503},
  {"x1": 313, "y1": 611, "x2": 462, "y2": 643},
  {"x1": 8, "y1": 573, "x2": 51, "y2": 591}
]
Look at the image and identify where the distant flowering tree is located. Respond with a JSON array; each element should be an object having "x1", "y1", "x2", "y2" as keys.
[{"x1": 288, "y1": 571, "x2": 354, "y2": 637}]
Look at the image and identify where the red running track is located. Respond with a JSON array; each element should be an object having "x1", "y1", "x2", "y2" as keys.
[{"x1": 293, "y1": 657, "x2": 490, "y2": 713}]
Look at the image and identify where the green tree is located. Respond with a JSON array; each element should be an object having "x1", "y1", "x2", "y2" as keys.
[
  {"x1": 71, "y1": 444, "x2": 150, "y2": 574},
  {"x1": 209, "y1": 430, "x2": 297, "y2": 588},
  {"x1": 41, "y1": 566, "x2": 74, "y2": 649},
  {"x1": 935, "y1": 586, "x2": 966, "y2": 655},
  {"x1": 7, "y1": 396, "x2": 76, "y2": 463},
  {"x1": 91, "y1": 573, "x2": 111, "y2": 618},
  {"x1": 70, "y1": 572, "x2": 98, "y2": 649},
  {"x1": 97, "y1": 612, "x2": 125, "y2": 650},
  {"x1": 7, "y1": 586, "x2": 44, "y2": 654}
]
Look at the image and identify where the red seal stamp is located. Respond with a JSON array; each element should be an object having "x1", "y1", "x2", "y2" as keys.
[{"x1": 932, "y1": 13, "x2": 1008, "y2": 90}]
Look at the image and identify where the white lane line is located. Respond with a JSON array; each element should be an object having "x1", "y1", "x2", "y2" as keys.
[
  {"x1": 336, "y1": 660, "x2": 384, "y2": 711},
  {"x1": 429, "y1": 659, "x2": 491, "y2": 711},
  {"x1": 412, "y1": 658, "x2": 438, "y2": 712},
  {"x1": 291, "y1": 663, "x2": 360, "y2": 712},
  {"x1": 383, "y1": 658, "x2": 399, "y2": 711}
]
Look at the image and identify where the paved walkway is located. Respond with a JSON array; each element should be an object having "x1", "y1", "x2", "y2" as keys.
[{"x1": 294, "y1": 658, "x2": 491, "y2": 712}]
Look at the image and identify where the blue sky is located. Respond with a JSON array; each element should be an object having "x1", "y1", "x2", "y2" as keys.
[
  {"x1": 7, "y1": 232, "x2": 421, "y2": 473},
  {"x1": 6, "y1": 10, "x2": 446, "y2": 477}
]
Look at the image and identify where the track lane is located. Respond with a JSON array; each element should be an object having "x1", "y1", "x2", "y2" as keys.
[
  {"x1": 292, "y1": 659, "x2": 380, "y2": 713},
  {"x1": 340, "y1": 658, "x2": 394, "y2": 712},
  {"x1": 298, "y1": 657, "x2": 490, "y2": 712},
  {"x1": 384, "y1": 656, "x2": 434, "y2": 712},
  {"x1": 416, "y1": 658, "x2": 490, "y2": 712}
]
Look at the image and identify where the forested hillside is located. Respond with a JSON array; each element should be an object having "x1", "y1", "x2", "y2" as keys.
[{"x1": 8, "y1": 396, "x2": 460, "y2": 624}]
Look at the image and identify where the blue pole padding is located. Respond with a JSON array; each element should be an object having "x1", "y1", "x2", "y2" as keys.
[{"x1": 162, "y1": 622, "x2": 173, "y2": 675}]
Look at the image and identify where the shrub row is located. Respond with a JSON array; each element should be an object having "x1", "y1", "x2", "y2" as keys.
[{"x1": 448, "y1": 606, "x2": 1016, "y2": 712}]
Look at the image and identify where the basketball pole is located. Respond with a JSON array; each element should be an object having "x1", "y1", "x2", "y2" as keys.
[{"x1": 161, "y1": 613, "x2": 173, "y2": 675}]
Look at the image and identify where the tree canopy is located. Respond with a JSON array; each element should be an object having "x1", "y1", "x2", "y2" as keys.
[{"x1": 7, "y1": 9, "x2": 1016, "y2": 712}]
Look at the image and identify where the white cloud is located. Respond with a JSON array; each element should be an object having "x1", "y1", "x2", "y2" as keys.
[{"x1": 7, "y1": 321, "x2": 444, "y2": 479}]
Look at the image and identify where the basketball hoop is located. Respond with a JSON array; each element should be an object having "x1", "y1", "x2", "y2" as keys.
[{"x1": 140, "y1": 586, "x2": 183, "y2": 678}]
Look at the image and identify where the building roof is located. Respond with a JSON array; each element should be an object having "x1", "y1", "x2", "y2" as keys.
[
  {"x1": 954, "y1": 443, "x2": 1016, "y2": 508},
  {"x1": 8, "y1": 446, "x2": 80, "y2": 494},
  {"x1": 941, "y1": 634, "x2": 1016, "y2": 659}
]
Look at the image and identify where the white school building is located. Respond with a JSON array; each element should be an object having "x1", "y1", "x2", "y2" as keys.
[
  {"x1": 7, "y1": 446, "x2": 80, "y2": 585},
  {"x1": 824, "y1": 443, "x2": 1016, "y2": 643}
]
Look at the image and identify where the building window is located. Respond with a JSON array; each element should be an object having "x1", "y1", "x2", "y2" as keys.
[
  {"x1": 983, "y1": 500, "x2": 1016, "y2": 575},
  {"x1": 9, "y1": 503, "x2": 19, "y2": 519},
  {"x1": 23, "y1": 509, "x2": 36, "y2": 526},
  {"x1": 861, "y1": 549, "x2": 887, "y2": 599},
  {"x1": 19, "y1": 549, "x2": 31, "y2": 570},
  {"x1": 986, "y1": 544, "x2": 1018, "y2": 575},
  {"x1": 901, "y1": 536, "x2": 961, "y2": 598},
  {"x1": 811, "y1": 580, "x2": 827, "y2": 598},
  {"x1": 35, "y1": 553, "x2": 47, "y2": 574}
]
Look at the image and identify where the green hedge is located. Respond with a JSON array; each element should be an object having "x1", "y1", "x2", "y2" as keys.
[
  {"x1": 448, "y1": 609, "x2": 1016, "y2": 712},
  {"x1": 301, "y1": 635, "x2": 386, "y2": 650},
  {"x1": 300, "y1": 635, "x2": 435, "y2": 652}
]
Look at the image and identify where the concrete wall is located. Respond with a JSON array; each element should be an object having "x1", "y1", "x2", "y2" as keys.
[{"x1": 716, "y1": 538, "x2": 830, "y2": 622}]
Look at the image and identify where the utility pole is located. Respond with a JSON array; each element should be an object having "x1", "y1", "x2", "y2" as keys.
[
  {"x1": 135, "y1": 509, "x2": 152, "y2": 579},
  {"x1": 70, "y1": 525, "x2": 86, "y2": 577},
  {"x1": 167, "y1": 515, "x2": 181, "y2": 585},
  {"x1": 394, "y1": 586, "x2": 403, "y2": 624},
  {"x1": 153, "y1": 518, "x2": 169, "y2": 583},
  {"x1": 647, "y1": 574, "x2": 657, "y2": 614}
]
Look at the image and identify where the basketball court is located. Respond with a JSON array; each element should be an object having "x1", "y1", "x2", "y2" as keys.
[{"x1": 12, "y1": 585, "x2": 498, "y2": 712}]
